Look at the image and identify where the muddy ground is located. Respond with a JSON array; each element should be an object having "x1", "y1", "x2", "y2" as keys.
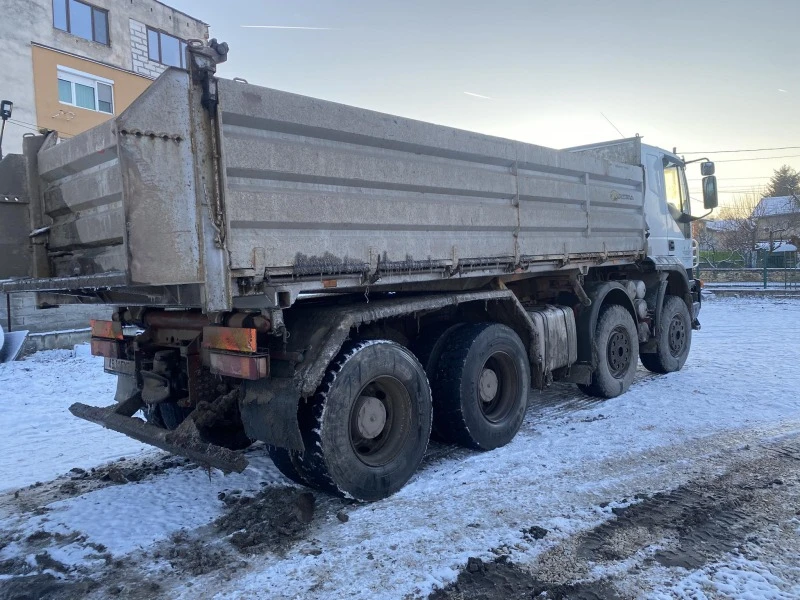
[
  {"x1": 433, "y1": 437, "x2": 800, "y2": 599},
  {"x1": 1, "y1": 430, "x2": 799, "y2": 599}
]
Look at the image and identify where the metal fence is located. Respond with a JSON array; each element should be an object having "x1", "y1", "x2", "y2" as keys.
[{"x1": 698, "y1": 267, "x2": 800, "y2": 290}]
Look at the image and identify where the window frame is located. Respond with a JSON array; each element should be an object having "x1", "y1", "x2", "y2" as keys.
[
  {"x1": 53, "y1": 0, "x2": 110, "y2": 46},
  {"x1": 146, "y1": 27, "x2": 188, "y2": 68},
  {"x1": 57, "y1": 66, "x2": 115, "y2": 115}
]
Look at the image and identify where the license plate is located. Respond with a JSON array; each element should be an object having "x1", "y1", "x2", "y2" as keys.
[{"x1": 104, "y1": 358, "x2": 135, "y2": 376}]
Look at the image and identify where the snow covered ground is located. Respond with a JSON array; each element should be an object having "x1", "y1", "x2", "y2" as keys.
[
  {"x1": 0, "y1": 350, "x2": 151, "y2": 492},
  {"x1": 1, "y1": 297, "x2": 800, "y2": 599}
]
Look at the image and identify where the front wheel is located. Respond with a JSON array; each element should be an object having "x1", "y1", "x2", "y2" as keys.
[
  {"x1": 640, "y1": 296, "x2": 692, "y2": 374},
  {"x1": 293, "y1": 340, "x2": 433, "y2": 502},
  {"x1": 578, "y1": 304, "x2": 639, "y2": 399}
]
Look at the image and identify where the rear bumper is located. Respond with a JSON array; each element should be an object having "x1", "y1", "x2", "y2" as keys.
[{"x1": 69, "y1": 401, "x2": 248, "y2": 474}]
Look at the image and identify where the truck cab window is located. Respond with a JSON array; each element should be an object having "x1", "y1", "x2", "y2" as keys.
[{"x1": 663, "y1": 163, "x2": 684, "y2": 222}]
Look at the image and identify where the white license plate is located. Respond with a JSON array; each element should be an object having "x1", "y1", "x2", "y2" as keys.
[{"x1": 104, "y1": 358, "x2": 135, "y2": 376}]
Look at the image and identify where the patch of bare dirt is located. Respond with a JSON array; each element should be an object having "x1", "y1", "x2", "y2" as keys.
[
  {"x1": 431, "y1": 436, "x2": 800, "y2": 600},
  {"x1": 429, "y1": 556, "x2": 621, "y2": 600},
  {"x1": 0, "y1": 454, "x2": 192, "y2": 515}
]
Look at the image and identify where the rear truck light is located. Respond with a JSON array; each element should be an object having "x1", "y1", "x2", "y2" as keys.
[
  {"x1": 208, "y1": 351, "x2": 269, "y2": 380},
  {"x1": 91, "y1": 319, "x2": 123, "y2": 340},
  {"x1": 91, "y1": 338, "x2": 123, "y2": 359},
  {"x1": 202, "y1": 326, "x2": 257, "y2": 353},
  {"x1": 202, "y1": 326, "x2": 269, "y2": 380},
  {"x1": 90, "y1": 319, "x2": 125, "y2": 358},
  {"x1": 698, "y1": 279, "x2": 705, "y2": 288}
]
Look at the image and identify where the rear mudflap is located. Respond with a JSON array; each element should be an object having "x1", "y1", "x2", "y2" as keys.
[{"x1": 69, "y1": 401, "x2": 248, "y2": 474}]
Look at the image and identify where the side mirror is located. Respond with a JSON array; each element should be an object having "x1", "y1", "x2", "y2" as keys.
[
  {"x1": 701, "y1": 161, "x2": 715, "y2": 176},
  {"x1": 702, "y1": 176, "x2": 718, "y2": 210}
]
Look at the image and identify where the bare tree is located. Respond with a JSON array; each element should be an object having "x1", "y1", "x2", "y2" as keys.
[
  {"x1": 716, "y1": 191, "x2": 762, "y2": 266},
  {"x1": 718, "y1": 189, "x2": 800, "y2": 266}
]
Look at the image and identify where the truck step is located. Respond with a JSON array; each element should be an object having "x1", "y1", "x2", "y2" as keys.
[{"x1": 69, "y1": 402, "x2": 248, "y2": 474}]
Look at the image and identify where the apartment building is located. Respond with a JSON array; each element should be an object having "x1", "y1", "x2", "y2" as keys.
[
  {"x1": 0, "y1": 0, "x2": 208, "y2": 345},
  {"x1": 1, "y1": 0, "x2": 208, "y2": 154}
]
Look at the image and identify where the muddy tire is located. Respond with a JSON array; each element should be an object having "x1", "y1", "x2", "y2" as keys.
[
  {"x1": 432, "y1": 323, "x2": 530, "y2": 451},
  {"x1": 293, "y1": 340, "x2": 433, "y2": 502},
  {"x1": 641, "y1": 296, "x2": 692, "y2": 374},
  {"x1": 142, "y1": 402, "x2": 192, "y2": 430},
  {"x1": 578, "y1": 304, "x2": 639, "y2": 399},
  {"x1": 158, "y1": 403, "x2": 193, "y2": 430},
  {"x1": 266, "y1": 445, "x2": 306, "y2": 486},
  {"x1": 411, "y1": 322, "x2": 465, "y2": 440}
]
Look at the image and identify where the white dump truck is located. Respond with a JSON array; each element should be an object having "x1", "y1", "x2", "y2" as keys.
[{"x1": 1, "y1": 41, "x2": 718, "y2": 500}]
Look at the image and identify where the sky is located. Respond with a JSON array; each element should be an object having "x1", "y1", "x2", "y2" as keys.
[{"x1": 164, "y1": 0, "x2": 800, "y2": 208}]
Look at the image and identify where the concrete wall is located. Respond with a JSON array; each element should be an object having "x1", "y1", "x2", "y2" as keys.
[
  {"x1": 1, "y1": 292, "x2": 110, "y2": 335},
  {"x1": 0, "y1": 0, "x2": 208, "y2": 154}
]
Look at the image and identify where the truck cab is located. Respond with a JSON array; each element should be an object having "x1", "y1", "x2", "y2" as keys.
[
  {"x1": 643, "y1": 145, "x2": 695, "y2": 270},
  {"x1": 568, "y1": 137, "x2": 717, "y2": 272}
]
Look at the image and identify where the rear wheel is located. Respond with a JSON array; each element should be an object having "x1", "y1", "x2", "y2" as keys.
[
  {"x1": 432, "y1": 323, "x2": 530, "y2": 450},
  {"x1": 640, "y1": 295, "x2": 692, "y2": 374},
  {"x1": 578, "y1": 304, "x2": 639, "y2": 398},
  {"x1": 293, "y1": 340, "x2": 432, "y2": 501},
  {"x1": 411, "y1": 322, "x2": 464, "y2": 440},
  {"x1": 142, "y1": 402, "x2": 191, "y2": 430},
  {"x1": 266, "y1": 445, "x2": 306, "y2": 486}
]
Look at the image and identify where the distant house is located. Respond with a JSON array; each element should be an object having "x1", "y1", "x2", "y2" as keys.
[
  {"x1": 753, "y1": 195, "x2": 800, "y2": 267},
  {"x1": 696, "y1": 219, "x2": 737, "y2": 250},
  {"x1": 754, "y1": 195, "x2": 800, "y2": 245}
]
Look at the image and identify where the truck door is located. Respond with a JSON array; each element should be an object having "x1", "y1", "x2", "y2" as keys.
[
  {"x1": 663, "y1": 161, "x2": 694, "y2": 266},
  {"x1": 644, "y1": 152, "x2": 670, "y2": 259}
]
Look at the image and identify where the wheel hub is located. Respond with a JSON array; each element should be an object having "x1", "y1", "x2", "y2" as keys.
[
  {"x1": 607, "y1": 326, "x2": 632, "y2": 378},
  {"x1": 355, "y1": 395, "x2": 387, "y2": 440},
  {"x1": 668, "y1": 315, "x2": 686, "y2": 357},
  {"x1": 479, "y1": 368, "x2": 499, "y2": 403}
]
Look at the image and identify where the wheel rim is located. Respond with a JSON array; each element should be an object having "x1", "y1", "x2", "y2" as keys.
[
  {"x1": 476, "y1": 352, "x2": 519, "y2": 423},
  {"x1": 349, "y1": 376, "x2": 412, "y2": 467},
  {"x1": 668, "y1": 313, "x2": 687, "y2": 357},
  {"x1": 607, "y1": 325, "x2": 633, "y2": 378}
]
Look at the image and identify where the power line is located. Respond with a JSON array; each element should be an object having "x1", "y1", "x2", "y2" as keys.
[
  {"x1": 6, "y1": 118, "x2": 72, "y2": 139},
  {"x1": 715, "y1": 154, "x2": 800, "y2": 163},
  {"x1": 688, "y1": 176, "x2": 772, "y2": 181},
  {"x1": 682, "y1": 145, "x2": 800, "y2": 154}
]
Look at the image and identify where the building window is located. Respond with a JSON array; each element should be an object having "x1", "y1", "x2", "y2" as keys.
[
  {"x1": 147, "y1": 28, "x2": 188, "y2": 68},
  {"x1": 57, "y1": 66, "x2": 114, "y2": 114},
  {"x1": 53, "y1": 0, "x2": 109, "y2": 45}
]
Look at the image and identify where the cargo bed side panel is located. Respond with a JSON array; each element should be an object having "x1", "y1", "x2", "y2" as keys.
[
  {"x1": 216, "y1": 80, "x2": 644, "y2": 281},
  {"x1": 38, "y1": 122, "x2": 127, "y2": 278}
]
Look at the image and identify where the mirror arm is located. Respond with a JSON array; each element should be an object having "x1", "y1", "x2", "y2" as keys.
[
  {"x1": 683, "y1": 156, "x2": 712, "y2": 165},
  {"x1": 677, "y1": 210, "x2": 714, "y2": 224}
]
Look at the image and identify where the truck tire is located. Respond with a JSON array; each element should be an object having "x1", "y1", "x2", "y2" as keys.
[
  {"x1": 432, "y1": 323, "x2": 530, "y2": 451},
  {"x1": 577, "y1": 304, "x2": 639, "y2": 399},
  {"x1": 293, "y1": 340, "x2": 433, "y2": 501},
  {"x1": 640, "y1": 295, "x2": 692, "y2": 374},
  {"x1": 411, "y1": 322, "x2": 464, "y2": 440},
  {"x1": 142, "y1": 403, "x2": 191, "y2": 430},
  {"x1": 266, "y1": 445, "x2": 307, "y2": 486}
]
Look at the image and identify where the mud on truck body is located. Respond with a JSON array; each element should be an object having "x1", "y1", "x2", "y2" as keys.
[{"x1": 0, "y1": 42, "x2": 719, "y2": 501}]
